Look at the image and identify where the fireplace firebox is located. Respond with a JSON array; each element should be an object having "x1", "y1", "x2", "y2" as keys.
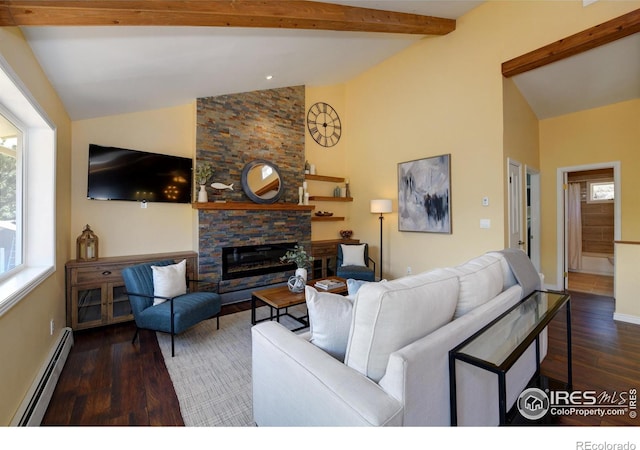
[{"x1": 221, "y1": 242, "x2": 297, "y2": 280}]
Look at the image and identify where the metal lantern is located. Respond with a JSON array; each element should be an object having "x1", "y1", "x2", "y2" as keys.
[{"x1": 77, "y1": 224, "x2": 99, "y2": 261}]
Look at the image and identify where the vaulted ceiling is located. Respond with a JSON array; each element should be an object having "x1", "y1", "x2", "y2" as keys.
[{"x1": 1, "y1": 1, "x2": 638, "y2": 121}]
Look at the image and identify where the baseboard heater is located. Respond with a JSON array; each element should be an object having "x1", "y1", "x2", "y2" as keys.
[{"x1": 11, "y1": 327, "x2": 74, "y2": 426}]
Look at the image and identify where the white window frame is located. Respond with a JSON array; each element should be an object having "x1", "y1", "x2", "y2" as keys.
[
  {"x1": 0, "y1": 56, "x2": 56, "y2": 316},
  {"x1": 587, "y1": 179, "x2": 614, "y2": 204}
]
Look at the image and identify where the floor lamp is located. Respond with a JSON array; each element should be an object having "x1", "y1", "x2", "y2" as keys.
[{"x1": 370, "y1": 199, "x2": 392, "y2": 280}]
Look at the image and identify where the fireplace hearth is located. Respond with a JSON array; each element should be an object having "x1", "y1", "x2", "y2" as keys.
[{"x1": 221, "y1": 242, "x2": 297, "y2": 280}]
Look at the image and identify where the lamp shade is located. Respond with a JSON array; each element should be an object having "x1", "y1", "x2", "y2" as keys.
[{"x1": 370, "y1": 199, "x2": 392, "y2": 214}]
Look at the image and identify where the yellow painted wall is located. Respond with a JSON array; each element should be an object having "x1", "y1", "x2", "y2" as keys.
[
  {"x1": 539, "y1": 99, "x2": 640, "y2": 289},
  {"x1": 304, "y1": 85, "x2": 350, "y2": 242},
  {"x1": 342, "y1": 1, "x2": 636, "y2": 279},
  {"x1": 0, "y1": 28, "x2": 72, "y2": 425},
  {"x1": 71, "y1": 104, "x2": 197, "y2": 257},
  {"x1": 615, "y1": 242, "x2": 640, "y2": 321}
]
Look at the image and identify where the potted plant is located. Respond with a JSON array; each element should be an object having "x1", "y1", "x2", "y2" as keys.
[
  {"x1": 280, "y1": 244, "x2": 314, "y2": 282},
  {"x1": 196, "y1": 162, "x2": 213, "y2": 202}
]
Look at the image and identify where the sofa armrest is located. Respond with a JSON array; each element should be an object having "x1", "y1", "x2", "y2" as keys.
[
  {"x1": 251, "y1": 321, "x2": 403, "y2": 426},
  {"x1": 379, "y1": 284, "x2": 542, "y2": 426}
]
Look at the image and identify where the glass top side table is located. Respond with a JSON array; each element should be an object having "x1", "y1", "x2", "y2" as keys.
[{"x1": 449, "y1": 290, "x2": 572, "y2": 425}]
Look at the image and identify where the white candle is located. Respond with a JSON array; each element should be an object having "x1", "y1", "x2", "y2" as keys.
[{"x1": 303, "y1": 181, "x2": 308, "y2": 190}]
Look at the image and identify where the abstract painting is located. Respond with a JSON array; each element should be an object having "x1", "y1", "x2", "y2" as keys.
[{"x1": 398, "y1": 154, "x2": 451, "y2": 233}]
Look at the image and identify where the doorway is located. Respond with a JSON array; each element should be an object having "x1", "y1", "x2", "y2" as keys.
[
  {"x1": 557, "y1": 162, "x2": 620, "y2": 295},
  {"x1": 508, "y1": 159, "x2": 541, "y2": 273},
  {"x1": 507, "y1": 159, "x2": 523, "y2": 250},
  {"x1": 526, "y1": 167, "x2": 541, "y2": 272}
]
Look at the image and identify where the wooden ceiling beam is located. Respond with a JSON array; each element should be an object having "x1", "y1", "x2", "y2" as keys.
[
  {"x1": 0, "y1": 0, "x2": 456, "y2": 35},
  {"x1": 502, "y1": 8, "x2": 640, "y2": 78}
]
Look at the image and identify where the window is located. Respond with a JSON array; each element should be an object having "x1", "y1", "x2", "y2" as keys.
[
  {"x1": 0, "y1": 58, "x2": 55, "y2": 316},
  {"x1": 0, "y1": 113, "x2": 23, "y2": 276},
  {"x1": 587, "y1": 180, "x2": 614, "y2": 203}
]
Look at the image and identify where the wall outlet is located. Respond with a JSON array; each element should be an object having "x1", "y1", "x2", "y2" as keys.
[
  {"x1": 49, "y1": 319, "x2": 55, "y2": 336},
  {"x1": 407, "y1": 266, "x2": 412, "y2": 275}
]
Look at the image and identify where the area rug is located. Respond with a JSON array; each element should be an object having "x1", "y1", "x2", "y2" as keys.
[{"x1": 156, "y1": 305, "x2": 307, "y2": 426}]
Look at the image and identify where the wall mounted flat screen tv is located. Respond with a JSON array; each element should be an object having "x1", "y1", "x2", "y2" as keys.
[{"x1": 87, "y1": 144, "x2": 193, "y2": 204}]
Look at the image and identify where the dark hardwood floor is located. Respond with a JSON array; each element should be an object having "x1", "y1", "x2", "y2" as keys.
[
  {"x1": 41, "y1": 301, "x2": 249, "y2": 426},
  {"x1": 41, "y1": 292, "x2": 640, "y2": 426}
]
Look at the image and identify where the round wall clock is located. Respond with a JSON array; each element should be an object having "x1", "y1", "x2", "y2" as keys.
[{"x1": 307, "y1": 102, "x2": 342, "y2": 147}]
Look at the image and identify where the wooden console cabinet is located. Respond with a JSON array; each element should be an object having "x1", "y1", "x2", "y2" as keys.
[
  {"x1": 65, "y1": 251, "x2": 198, "y2": 330},
  {"x1": 311, "y1": 239, "x2": 359, "y2": 279}
]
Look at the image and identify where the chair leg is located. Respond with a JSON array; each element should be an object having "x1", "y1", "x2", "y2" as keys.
[
  {"x1": 217, "y1": 315, "x2": 220, "y2": 330},
  {"x1": 131, "y1": 328, "x2": 139, "y2": 345},
  {"x1": 170, "y1": 298, "x2": 175, "y2": 357}
]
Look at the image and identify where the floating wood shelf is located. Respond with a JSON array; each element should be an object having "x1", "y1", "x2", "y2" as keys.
[
  {"x1": 193, "y1": 202, "x2": 315, "y2": 211},
  {"x1": 305, "y1": 174, "x2": 345, "y2": 183},
  {"x1": 312, "y1": 216, "x2": 345, "y2": 222},
  {"x1": 309, "y1": 196, "x2": 353, "y2": 202}
]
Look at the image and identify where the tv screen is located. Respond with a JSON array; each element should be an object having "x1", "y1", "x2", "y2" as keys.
[{"x1": 87, "y1": 144, "x2": 193, "y2": 204}]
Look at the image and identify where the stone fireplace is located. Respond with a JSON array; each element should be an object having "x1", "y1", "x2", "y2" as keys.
[{"x1": 196, "y1": 85, "x2": 310, "y2": 303}]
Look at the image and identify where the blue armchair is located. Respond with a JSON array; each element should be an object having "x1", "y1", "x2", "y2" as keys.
[
  {"x1": 122, "y1": 260, "x2": 221, "y2": 357},
  {"x1": 336, "y1": 243, "x2": 376, "y2": 282}
]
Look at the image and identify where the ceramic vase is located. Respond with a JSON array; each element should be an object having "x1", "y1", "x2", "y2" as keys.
[
  {"x1": 295, "y1": 267, "x2": 308, "y2": 283},
  {"x1": 198, "y1": 185, "x2": 208, "y2": 203}
]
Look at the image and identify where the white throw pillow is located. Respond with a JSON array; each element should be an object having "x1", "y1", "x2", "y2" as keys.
[
  {"x1": 151, "y1": 259, "x2": 187, "y2": 306},
  {"x1": 305, "y1": 286, "x2": 354, "y2": 361},
  {"x1": 341, "y1": 244, "x2": 366, "y2": 267},
  {"x1": 344, "y1": 269, "x2": 459, "y2": 382}
]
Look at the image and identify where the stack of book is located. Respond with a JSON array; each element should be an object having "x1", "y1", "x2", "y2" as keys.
[{"x1": 314, "y1": 278, "x2": 346, "y2": 290}]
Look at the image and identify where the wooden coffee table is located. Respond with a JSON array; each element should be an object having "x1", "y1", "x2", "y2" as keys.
[{"x1": 251, "y1": 277, "x2": 348, "y2": 331}]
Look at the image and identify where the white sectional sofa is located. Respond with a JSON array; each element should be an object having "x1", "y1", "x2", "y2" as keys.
[{"x1": 251, "y1": 251, "x2": 543, "y2": 426}]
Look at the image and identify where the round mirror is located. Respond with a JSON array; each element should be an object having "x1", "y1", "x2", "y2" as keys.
[{"x1": 241, "y1": 159, "x2": 283, "y2": 204}]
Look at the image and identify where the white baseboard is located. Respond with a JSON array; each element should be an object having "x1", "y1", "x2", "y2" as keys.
[
  {"x1": 11, "y1": 327, "x2": 73, "y2": 426},
  {"x1": 613, "y1": 312, "x2": 640, "y2": 325}
]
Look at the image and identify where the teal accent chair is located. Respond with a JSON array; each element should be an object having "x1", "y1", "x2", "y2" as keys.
[
  {"x1": 122, "y1": 260, "x2": 221, "y2": 357},
  {"x1": 336, "y1": 244, "x2": 376, "y2": 282}
]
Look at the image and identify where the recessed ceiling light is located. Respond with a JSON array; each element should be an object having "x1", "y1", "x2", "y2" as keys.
[{"x1": 265, "y1": 75, "x2": 273, "y2": 80}]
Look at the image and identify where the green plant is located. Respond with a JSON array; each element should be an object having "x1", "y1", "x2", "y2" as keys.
[
  {"x1": 196, "y1": 162, "x2": 213, "y2": 185},
  {"x1": 280, "y1": 244, "x2": 314, "y2": 269}
]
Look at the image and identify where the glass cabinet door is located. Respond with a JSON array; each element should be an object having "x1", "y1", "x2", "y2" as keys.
[
  {"x1": 110, "y1": 284, "x2": 133, "y2": 322},
  {"x1": 73, "y1": 286, "x2": 104, "y2": 327}
]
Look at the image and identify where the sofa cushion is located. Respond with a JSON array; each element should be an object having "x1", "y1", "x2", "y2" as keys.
[
  {"x1": 450, "y1": 255, "x2": 504, "y2": 319},
  {"x1": 344, "y1": 269, "x2": 459, "y2": 382},
  {"x1": 485, "y1": 251, "x2": 518, "y2": 291},
  {"x1": 305, "y1": 286, "x2": 354, "y2": 361}
]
